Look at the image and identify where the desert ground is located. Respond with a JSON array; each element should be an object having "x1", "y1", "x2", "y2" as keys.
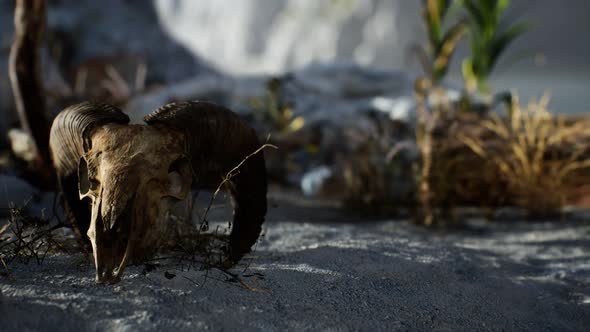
[{"x1": 1, "y1": 189, "x2": 589, "y2": 331}]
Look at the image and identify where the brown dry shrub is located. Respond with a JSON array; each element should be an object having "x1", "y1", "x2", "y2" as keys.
[{"x1": 455, "y1": 95, "x2": 590, "y2": 215}]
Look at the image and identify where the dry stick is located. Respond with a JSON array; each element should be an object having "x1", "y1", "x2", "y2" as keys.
[
  {"x1": 214, "y1": 266, "x2": 271, "y2": 293},
  {"x1": 189, "y1": 142, "x2": 276, "y2": 291},
  {"x1": 200, "y1": 263, "x2": 210, "y2": 289},
  {"x1": 182, "y1": 275, "x2": 201, "y2": 287},
  {"x1": 0, "y1": 218, "x2": 67, "y2": 251},
  {"x1": 104, "y1": 65, "x2": 131, "y2": 100},
  {"x1": 9, "y1": 0, "x2": 54, "y2": 185},
  {"x1": 415, "y1": 77, "x2": 435, "y2": 225},
  {"x1": 74, "y1": 68, "x2": 88, "y2": 96},
  {"x1": 241, "y1": 234, "x2": 262, "y2": 275},
  {"x1": 194, "y1": 143, "x2": 276, "y2": 256},
  {"x1": 0, "y1": 219, "x2": 67, "y2": 258},
  {"x1": 135, "y1": 62, "x2": 147, "y2": 93},
  {"x1": 0, "y1": 255, "x2": 9, "y2": 273},
  {"x1": 148, "y1": 142, "x2": 277, "y2": 289},
  {"x1": 200, "y1": 143, "x2": 278, "y2": 227}
]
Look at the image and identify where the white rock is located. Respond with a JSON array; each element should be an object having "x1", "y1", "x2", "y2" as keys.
[
  {"x1": 7, "y1": 129, "x2": 37, "y2": 163},
  {"x1": 300, "y1": 166, "x2": 333, "y2": 197}
]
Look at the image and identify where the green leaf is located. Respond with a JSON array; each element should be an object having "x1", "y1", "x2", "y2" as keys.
[
  {"x1": 462, "y1": 0, "x2": 486, "y2": 29},
  {"x1": 458, "y1": 0, "x2": 529, "y2": 96},
  {"x1": 489, "y1": 22, "x2": 529, "y2": 71},
  {"x1": 435, "y1": 20, "x2": 466, "y2": 56},
  {"x1": 496, "y1": 0, "x2": 511, "y2": 15},
  {"x1": 480, "y1": 0, "x2": 496, "y2": 11},
  {"x1": 438, "y1": 0, "x2": 452, "y2": 19},
  {"x1": 479, "y1": 0, "x2": 498, "y2": 27},
  {"x1": 425, "y1": 0, "x2": 442, "y2": 46},
  {"x1": 433, "y1": 21, "x2": 466, "y2": 82},
  {"x1": 424, "y1": 0, "x2": 455, "y2": 51},
  {"x1": 462, "y1": 58, "x2": 478, "y2": 93},
  {"x1": 478, "y1": 80, "x2": 491, "y2": 95},
  {"x1": 492, "y1": 90, "x2": 514, "y2": 112}
]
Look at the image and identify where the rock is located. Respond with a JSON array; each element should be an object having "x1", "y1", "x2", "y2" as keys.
[
  {"x1": 126, "y1": 74, "x2": 234, "y2": 123},
  {"x1": 126, "y1": 62, "x2": 417, "y2": 120},
  {"x1": 300, "y1": 166, "x2": 333, "y2": 197},
  {"x1": 124, "y1": 63, "x2": 421, "y2": 203},
  {"x1": 6, "y1": 129, "x2": 36, "y2": 163},
  {"x1": 371, "y1": 96, "x2": 415, "y2": 122},
  {"x1": 290, "y1": 61, "x2": 414, "y2": 98}
]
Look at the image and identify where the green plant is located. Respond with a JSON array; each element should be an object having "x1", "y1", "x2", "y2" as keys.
[
  {"x1": 413, "y1": 0, "x2": 466, "y2": 224},
  {"x1": 460, "y1": 0, "x2": 528, "y2": 95},
  {"x1": 251, "y1": 78, "x2": 304, "y2": 135},
  {"x1": 415, "y1": 0, "x2": 466, "y2": 85}
]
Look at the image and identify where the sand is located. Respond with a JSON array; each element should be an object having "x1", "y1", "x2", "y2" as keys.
[{"x1": 1, "y1": 191, "x2": 589, "y2": 331}]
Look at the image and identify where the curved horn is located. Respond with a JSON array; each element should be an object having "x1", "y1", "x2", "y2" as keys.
[
  {"x1": 49, "y1": 102, "x2": 130, "y2": 236},
  {"x1": 144, "y1": 101, "x2": 267, "y2": 262}
]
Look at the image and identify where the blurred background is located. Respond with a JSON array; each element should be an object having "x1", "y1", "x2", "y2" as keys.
[
  {"x1": 157, "y1": 0, "x2": 590, "y2": 114},
  {"x1": 1, "y1": 0, "x2": 589, "y2": 117},
  {"x1": 0, "y1": 0, "x2": 589, "y2": 217},
  {"x1": 1, "y1": 2, "x2": 590, "y2": 325},
  {"x1": 154, "y1": 0, "x2": 590, "y2": 115}
]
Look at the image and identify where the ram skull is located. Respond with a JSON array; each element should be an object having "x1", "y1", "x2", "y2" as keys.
[{"x1": 49, "y1": 101, "x2": 267, "y2": 283}]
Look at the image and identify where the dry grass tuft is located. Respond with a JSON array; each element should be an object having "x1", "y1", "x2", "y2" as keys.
[
  {"x1": 0, "y1": 203, "x2": 71, "y2": 272},
  {"x1": 458, "y1": 95, "x2": 590, "y2": 215}
]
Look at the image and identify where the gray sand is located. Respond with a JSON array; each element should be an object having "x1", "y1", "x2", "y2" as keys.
[{"x1": 1, "y1": 191, "x2": 589, "y2": 331}]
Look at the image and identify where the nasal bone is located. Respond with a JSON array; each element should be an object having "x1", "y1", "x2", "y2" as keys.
[{"x1": 101, "y1": 193, "x2": 134, "y2": 231}]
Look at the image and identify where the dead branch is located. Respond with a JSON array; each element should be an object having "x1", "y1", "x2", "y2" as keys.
[{"x1": 8, "y1": 0, "x2": 55, "y2": 186}]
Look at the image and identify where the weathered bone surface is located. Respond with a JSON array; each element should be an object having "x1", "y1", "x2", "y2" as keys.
[{"x1": 49, "y1": 101, "x2": 267, "y2": 283}]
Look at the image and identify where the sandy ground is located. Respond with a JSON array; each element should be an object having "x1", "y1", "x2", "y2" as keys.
[{"x1": 1, "y1": 191, "x2": 589, "y2": 331}]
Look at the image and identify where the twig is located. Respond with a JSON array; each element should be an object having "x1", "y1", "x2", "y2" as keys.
[
  {"x1": 0, "y1": 255, "x2": 9, "y2": 275},
  {"x1": 200, "y1": 143, "x2": 277, "y2": 226},
  {"x1": 156, "y1": 141, "x2": 277, "y2": 289},
  {"x1": 182, "y1": 275, "x2": 200, "y2": 287},
  {"x1": 215, "y1": 266, "x2": 271, "y2": 293}
]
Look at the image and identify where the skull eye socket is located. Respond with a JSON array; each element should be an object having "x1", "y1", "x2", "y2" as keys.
[
  {"x1": 166, "y1": 157, "x2": 191, "y2": 199},
  {"x1": 78, "y1": 157, "x2": 100, "y2": 198}
]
